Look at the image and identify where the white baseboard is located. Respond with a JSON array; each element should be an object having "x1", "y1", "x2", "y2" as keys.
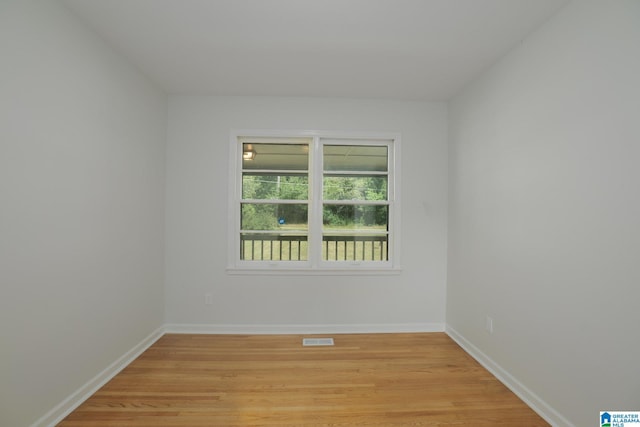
[
  {"x1": 164, "y1": 322, "x2": 445, "y2": 335},
  {"x1": 445, "y1": 325, "x2": 573, "y2": 427},
  {"x1": 31, "y1": 326, "x2": 165, "y2": 427}
]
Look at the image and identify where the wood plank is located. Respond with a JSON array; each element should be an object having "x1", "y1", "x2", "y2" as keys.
[{"x1": 58, "y1": 333, "x2": 548, "y2": 426}]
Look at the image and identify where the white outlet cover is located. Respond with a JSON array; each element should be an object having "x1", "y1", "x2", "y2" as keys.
[{"x1": 485, "y1": 316, "x2": 493, "y2": 333}]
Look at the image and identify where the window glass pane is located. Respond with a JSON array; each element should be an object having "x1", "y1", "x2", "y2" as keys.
[
  {"x1": 323, "y1": 176, "x2": 387, "y2": 201},
  {"x1": 321, "y1": 234, "x2": 388, "y2": 261},
  {"x1": 243, "y1": 174, "x2": 308, "y2": 200},
  {"x1": 241, "y1": 203, "x2": 308, "y2": 231},
  {"x1": 241, "y1": 233, "x2": 308, "y2": 261},
  {"x1": 323, "y1": 145, "x2": 388, "y2": 172},
  {"x1": 322, "y1": 205, "x2": 388, "y2": 231},
  {"x1": 243, "y1": 143, "x2": 309, "y2": 170}
]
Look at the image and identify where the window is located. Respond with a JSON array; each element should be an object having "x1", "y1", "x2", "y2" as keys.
[{"x1": 228, "y1": 131, "x2": 400, "y2": 273}]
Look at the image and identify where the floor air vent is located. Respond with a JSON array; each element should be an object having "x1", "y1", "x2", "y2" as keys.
[{"x1": 302, "y1": 338, "x2": 334, "y2": 346}]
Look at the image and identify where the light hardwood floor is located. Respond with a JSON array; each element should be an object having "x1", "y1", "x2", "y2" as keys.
[{"x1": 59, "y1": 333, "x2": 548, "y2": 426}]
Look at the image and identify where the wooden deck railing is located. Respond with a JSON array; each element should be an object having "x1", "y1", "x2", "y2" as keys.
[
  {"x1": 241, "y1": 234, "x2": 308, "y2": 261},
  {"x1": 240, "y1": 234, "x2": 388, "y2": 261}
]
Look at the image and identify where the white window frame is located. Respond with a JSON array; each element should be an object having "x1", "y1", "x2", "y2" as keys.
[{"x1": 227, "y1": 130, "x2": 402, "y2": 275}]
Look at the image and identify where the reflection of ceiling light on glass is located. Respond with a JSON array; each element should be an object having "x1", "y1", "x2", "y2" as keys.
[{"x1": 242, "y1": 150, "x2": 255, "y2": 160}]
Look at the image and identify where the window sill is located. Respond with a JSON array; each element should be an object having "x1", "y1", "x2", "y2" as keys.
[{"x1": 226, "y1": 266, "x2": 402, "y2": 276}]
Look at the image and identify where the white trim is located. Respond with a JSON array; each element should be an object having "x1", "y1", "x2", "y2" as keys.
[
  {"x1": 226, "y1": 266, "x2": 402, "y2": 275},
  {"x1": 165, "y1": 322, "x2": 444, "y2": 335},
  {"x1": 445, "y1": 325, "x2": 574, "y2": 427},
  {"x1": 31, "y1": 326, "x2": 165, "y2": 427},
  {"x1": 231, "y1": 129, "x2": 401, "y2": 141},
  {"x1": 309, "y1": 135, "x2": 322, "y2": 267},
  {"x1": 228, "y1": 130, "x2": 241, "y2": 269}
]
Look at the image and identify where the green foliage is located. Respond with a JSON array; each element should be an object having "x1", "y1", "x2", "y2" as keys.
[
  {"x1": 243, "y1": 175, "x2": 308, "y2": 200},
  {"x1": 241, "y1": 204, "x2": 277, "y2": 230},
  {"x1": 322, "y1": 176, "x2": 387, "y2": 201},
  {"x1": 323, "y1": 205, "x2": 387, "y2": 228},
  {"x1": 241, "y1": 203, "x2": 308, "y2": 231},
  {"x1": 242, "y1": 173, "x2": 387, "y2": 230},
  {"x1": 323, "y1": 176, "x2": 387, "y2": 227}
]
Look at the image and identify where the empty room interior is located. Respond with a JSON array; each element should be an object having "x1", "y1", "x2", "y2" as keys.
[{"x1": 1, "y1": 1, "x2": 639, "y2": 426}]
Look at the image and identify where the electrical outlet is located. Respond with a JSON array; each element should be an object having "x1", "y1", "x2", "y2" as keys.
[
  {"x1": 485, "y1": 316, "x2": 494, "y2": 334},
  {"x1": 205, "y1": 293, "x2": 213, "y2": 305}
]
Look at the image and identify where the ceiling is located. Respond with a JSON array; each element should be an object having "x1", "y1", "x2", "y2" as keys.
[{"x1": 62, "y1": 0, "x2": 569, "y2": 101}]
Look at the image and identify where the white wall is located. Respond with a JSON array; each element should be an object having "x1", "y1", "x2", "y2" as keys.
[
  {"x1": 0, "y1": 1, "x2": 167, "y2": 426},
  {"x1": 447, "y1": 1, "x2": 640, "y2": 426},
  {"x1": 165, "y1": 96, "x2": 447, "y2": 330}
]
